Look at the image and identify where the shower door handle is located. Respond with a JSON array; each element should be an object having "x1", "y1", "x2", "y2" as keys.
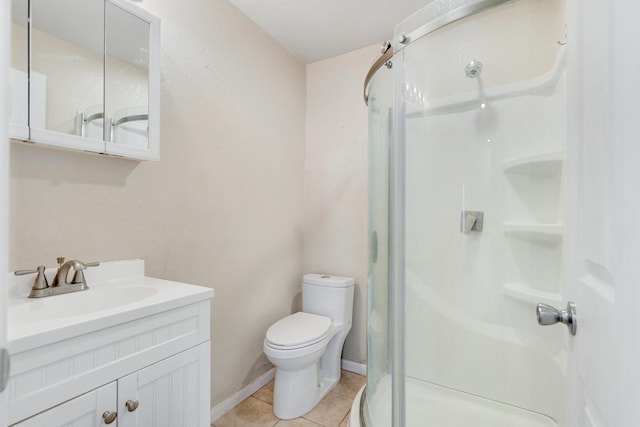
[
  {"x1": 0, "y1": 348, "x2": 9, "y2": 393},
  {"x1": 536, "y1": 302, "x2": 577, "y2": 335}
]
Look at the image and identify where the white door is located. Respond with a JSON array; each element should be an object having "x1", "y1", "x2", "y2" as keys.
[
  {"x1": 1, "y1": 0, "x2": 11, "y2": 425},
  {"x1": 566, "y1": 0, "x2": 640, "y2": 426},
  {"x1": 117, "y1": 343, "x2": 211, "y2": 427}
]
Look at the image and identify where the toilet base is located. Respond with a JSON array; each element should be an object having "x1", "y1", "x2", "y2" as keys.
[{"x1": 273, "y1": 364, "x2": 339, "y2": 419}]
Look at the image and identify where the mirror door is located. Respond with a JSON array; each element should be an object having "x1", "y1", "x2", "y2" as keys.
[
  {"x1": 104, "y1": 0, "x2": 155, "y2": 159},
  {"x1": 30, "y1": 0, "x2": 105, "y2": 152}
]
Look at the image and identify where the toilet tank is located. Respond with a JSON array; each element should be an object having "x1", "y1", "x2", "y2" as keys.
[{"x1": 302, "y1": 274, "x2": 355, "y2": 327}]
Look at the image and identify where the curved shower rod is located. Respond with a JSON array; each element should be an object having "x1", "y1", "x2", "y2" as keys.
[
  {"x1": 362, "y1": 0, "x2": 515, "y2": 107},
  {"x1": 363, "y1": 41, "x2": 394, "y2": 106}
]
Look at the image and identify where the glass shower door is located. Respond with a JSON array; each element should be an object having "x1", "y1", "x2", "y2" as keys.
[
  {"x1": 363, "y1": 1, "x2": 569, "y2": 425},
  {"x1": 364, "y1": 65, "x2": 393, "y2": 426},
  {"x1": 391, "y1": 0, "x2": 568, "y2": 425}
]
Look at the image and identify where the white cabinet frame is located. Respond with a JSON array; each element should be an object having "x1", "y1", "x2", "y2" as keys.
[{"x1": 10, "y1": 0, "x2": 160, "y2": 161}]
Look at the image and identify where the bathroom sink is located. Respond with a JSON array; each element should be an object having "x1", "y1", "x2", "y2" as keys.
[
  {"x1": 6, "y1": 260, "x2": 215, "y2": 427},
  {"x1": 8, "y1": 285, "x2": 159, "y2": 323},
  {"x1": 7, "y1": 260, "x2": 215, "y2": 353}
]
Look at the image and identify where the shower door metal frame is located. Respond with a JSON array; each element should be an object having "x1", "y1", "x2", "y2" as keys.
[
  {"x1": 389, "y1": 49, "x2": 406, "y2": 427},
  {"x1": 391, "y1": 0, "x2": 513, "y2": 55},
  {"x1": 362, "y1": 0, "x2": 514, "y2": 108}
]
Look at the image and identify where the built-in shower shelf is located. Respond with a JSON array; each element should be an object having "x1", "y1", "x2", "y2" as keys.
[
  {"x1": 503, "y1": 151, "x2": 564, "y2": 176},
  {"x1": 502, "y1": 283, "x2": 562, "y2": 305},
  {"x1": 503, "y1": 223, "x2": 563, "y2": 243}
]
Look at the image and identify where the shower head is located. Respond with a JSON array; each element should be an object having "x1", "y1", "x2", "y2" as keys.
[{"x1": 465, "y1": 60, "x2": 483, "y2": 78}]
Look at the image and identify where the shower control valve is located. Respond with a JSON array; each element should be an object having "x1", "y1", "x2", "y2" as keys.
[{"x1": 460, "y1": 211, "x2": 483, "y2": 234}]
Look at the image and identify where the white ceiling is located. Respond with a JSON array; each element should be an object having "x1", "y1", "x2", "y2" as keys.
[{"x1": 227, "y1": 0, "x2": 433, "y2": 63}]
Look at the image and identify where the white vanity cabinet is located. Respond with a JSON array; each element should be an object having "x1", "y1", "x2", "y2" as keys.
[
  {"x1": 7, "y1": 263, "x2": 214, "y2": 427},
  {"x1": 13, "y1": 343, "x2": 209, "y2": 427}
]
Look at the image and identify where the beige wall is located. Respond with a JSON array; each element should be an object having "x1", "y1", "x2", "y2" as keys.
[
  {"x1": 10, "y1": 0, "x2": 379, "y2": 409},
  {"x1": 305, "y1": 44, "x2": 379, "y2": 364},
  {"x1": 9, "y1": 0, "x2": 306, "y2": 407}
]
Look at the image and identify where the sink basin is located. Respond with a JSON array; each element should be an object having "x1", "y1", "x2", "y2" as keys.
[
  {"x1": 7, "y1": 259, "x2": 215, "y2": 353},
  {"x1": 8, "y1": 285, "x2": 159, "y2": 324}
]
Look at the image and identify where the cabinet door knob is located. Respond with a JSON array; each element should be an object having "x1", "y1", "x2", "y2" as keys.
[
  {"x1": 126, "y1": 399, "x2": 140, "y2": 412},
  {"x1": 102, "y1": 411, "x2": 117, "y2": 424}
]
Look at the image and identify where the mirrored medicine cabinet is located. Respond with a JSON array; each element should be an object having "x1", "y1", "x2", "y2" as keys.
[{"x1": 9, "y1": 0, "x2": 160, "y2": 161}]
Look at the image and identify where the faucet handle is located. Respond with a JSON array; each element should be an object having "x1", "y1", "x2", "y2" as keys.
[
  {"x1": 70, "y1": 269, "x2": 86, "y2": 285},
  {"x1": 15, "y1": 269, "x2": 38, "y2": 276},
  {"x1": 74, "y1": 261, "x2": 100, "y2": 271},
  {"x1": 56, "y1": 257, "x2": 65, "y2": 267},
  {"x1": 15, "y1": 266, "x2": 49, "y2": 292},
  {"x1": 70, "y1": 261, "x2": 99, "y2": 285}
]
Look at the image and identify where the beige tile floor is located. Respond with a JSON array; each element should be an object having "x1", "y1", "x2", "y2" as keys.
[{"x1": 212, "y1": 370, "x2": 365, "y2": 427}]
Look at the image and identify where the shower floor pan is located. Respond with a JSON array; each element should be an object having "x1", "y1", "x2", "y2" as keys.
[{"x1": 349, "y1": 376, "x2": 557, "y2": 427}]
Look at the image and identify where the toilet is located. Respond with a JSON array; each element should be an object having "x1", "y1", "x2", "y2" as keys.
[{"x1": 263, "y1": 273, "x2": 355, "y2": 419}]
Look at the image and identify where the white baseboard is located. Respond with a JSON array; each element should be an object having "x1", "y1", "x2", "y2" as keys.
[
  {"x1": 342, "y1": 359, "x2": 367, "y2": 376},
  {"x1": 210, "y1": 367, "x2": 276, "y2": 423}
]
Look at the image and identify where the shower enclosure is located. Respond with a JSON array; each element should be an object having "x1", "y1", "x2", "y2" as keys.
[{"x1": 359, "y1": 0, "x2": 569, "y2": 425}]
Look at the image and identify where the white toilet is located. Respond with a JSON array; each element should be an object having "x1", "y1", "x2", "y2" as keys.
[{"x1": 263, "y1": 273, "x2": 355, "y2": 419}]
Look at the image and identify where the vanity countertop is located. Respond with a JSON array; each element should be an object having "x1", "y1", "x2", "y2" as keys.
[{"x1": 7, "y1": 259, "x2": 214, "y2": 354}]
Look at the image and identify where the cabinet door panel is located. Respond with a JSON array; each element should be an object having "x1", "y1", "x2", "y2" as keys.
[
  {"x1": 118, "y1": 342, "x2": 210, "y2": 427},
  {"x1": 13, "y1": 382, "x2": 116, "y2": 427}
]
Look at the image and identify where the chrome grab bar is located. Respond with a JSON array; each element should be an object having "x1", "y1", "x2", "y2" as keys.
[{"x1": 363, "y1": 42, "x2": 394, "y2": 105}]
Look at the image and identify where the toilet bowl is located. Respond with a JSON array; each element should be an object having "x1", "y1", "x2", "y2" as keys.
[{"x1": 263, "y1": 274, "x2": 355, "y2": 419}]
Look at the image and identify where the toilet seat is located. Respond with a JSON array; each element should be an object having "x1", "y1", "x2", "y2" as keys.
[{"x1": 266, "y1": 312, "x2": 331, "y2": 350}]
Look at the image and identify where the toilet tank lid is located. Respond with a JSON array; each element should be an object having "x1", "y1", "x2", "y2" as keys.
[{"x1": 303, "y1": 273, "x2": 355, "y2": 288}]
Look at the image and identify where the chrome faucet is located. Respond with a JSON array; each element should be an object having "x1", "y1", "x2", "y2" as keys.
[{"x1": 15, "y1": 257, "x2": 100, "y2": 298}]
